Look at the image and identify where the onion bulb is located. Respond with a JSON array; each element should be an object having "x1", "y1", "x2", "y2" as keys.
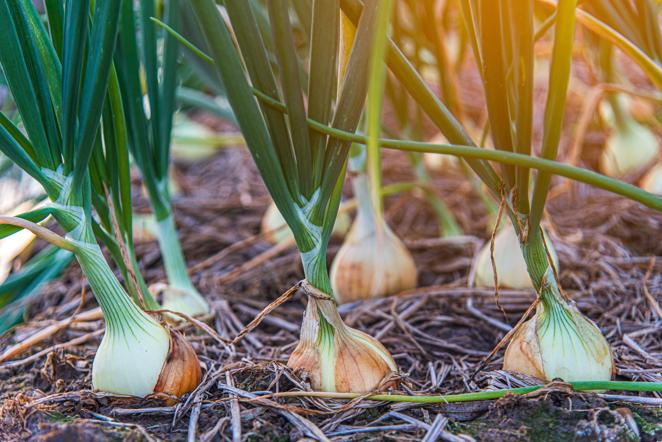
[
  {"x1": 288, "y1": 298, "x2": 397, "y2": 392},
  {"x1": 171, "y1": 118, "x2": 218, "y2": 162},
  {"x1": 261, "y1": 201, "x2": 350, "y2": 245},
  {"x1": 132, "y1": 213, "x2": 158, "y2": 244},
  {"x1": 599, "y1": 98, "x2": 659, "y2": 178},
  {"x1": 0, "y1": 228, "x2": 35, "y2": 283},
  {"x1": 641, "y1": 163, "x2": 662, "y2": 195},
  {"x1": 92, "y1": 309, "x2": 201, "y2": 398},
  {"x1": 171, "y1": 117, "x2": 243, "y2": 163},
  {"x1": 473, "y1": 222, "x2": 558, "y2": 290},
  {"x1": 330, "y1": 209, "x2": 417, "y2": 303},
  {"x1": 504, "y1": 301, "x2": 613, "y2": 382},
  {"x1": 149, "y1": 283, "x2": 210, "y2": 317},
  {"x1": 260, "y1": 202, "x2": 293, "y2": 245},
  {"x1": 423, "y1": 133, "x2": 459, "y2": 172}
]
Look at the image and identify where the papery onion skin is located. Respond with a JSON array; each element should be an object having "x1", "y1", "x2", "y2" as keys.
[
  {"x1": 288, "y1": 299, "x2": 397, "y2": 393},
  {"x1": 600, "y1": 120, "x2": 659, "y2": 178},
  {"x1": 331, "y1": 217, "x2": 417, "y2": 303},
  {"x1": 154, "y1": 330, "x2": 202, "y2": 397},
  {"x1": 334, "y1": 328, "x2": 397, "y2": 392}
]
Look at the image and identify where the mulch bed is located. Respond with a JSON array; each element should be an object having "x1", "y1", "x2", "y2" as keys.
[
  {"x1": 0, "y1": 144, "x2": 660, "y2": 441},
  {"x1": 1, "y1": 46, "x2": 661, "y2": 440}
]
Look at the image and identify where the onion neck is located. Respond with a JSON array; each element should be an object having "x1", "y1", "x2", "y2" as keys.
[
  {"x1": 352, "y1": 174, "x2": 380, "y2": 235},
  {"x1": 301, "y1": 241, "x2": 333, "y2": 299},
  {"x1": 520, "y1": 227, "x2": 565, "y2": 311},
  {"x1": 75, "y1": 240, "x2": 160, "y2": 334},
  {"x1": 47, "y1": 176, "x2": 160, "y2": 328},
  {"x1": 300, "y1": 235, "x2": 340, "y2": 347}
]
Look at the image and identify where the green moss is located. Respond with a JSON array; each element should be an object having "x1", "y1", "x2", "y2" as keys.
[
  {"x1": 628, "y1": 406, "x2": 662, "y2": 439},
  {"x1": 44, "y1": 411, "x2": 75, "y2": 424}
]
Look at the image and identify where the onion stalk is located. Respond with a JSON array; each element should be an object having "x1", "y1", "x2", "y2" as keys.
[
  {"x1": 116, "y1": 0, "x2": 210, "y2": 316},
  {"x1": 192, "y1": 0, "x2": 398, "y2": 392},
  {"x1": 0, "y1": 0, "x2": 200, "y2": 397}
]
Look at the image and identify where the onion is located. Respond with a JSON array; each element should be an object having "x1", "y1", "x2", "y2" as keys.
[
  {"x1": 132, "y1": 213, "x2": 158, "y2": 244},
  {"x1": 93, "y1": 311, "x2": 201, "y2": 397},
  {"x1": 473, "y1": 222, "x2": 558, "y2": 289},
  {"x1": 288, "y1": 298, "x2": 396, "y2": 392},
  {"x1": 599, "y1": 98, "x2": 659, "y2": 178},
  {"x1": 330, "y1": 208, "x2": 417, "y2": 303},
  {"x1": 641, "y1": 163, "x2": 662, "y2": 195},
  {"x1": 330, "y1": 174, "x2": 417, "y2": 303},
  {"x1": 148, "y1": 283, "x2": 210, "y2": 318},
  {"x1": 423, "y1": 133, "x2": 459, "y2": 172},
  {"x1": 504, "y1": 301, "x2": 613, "y2": 382}
]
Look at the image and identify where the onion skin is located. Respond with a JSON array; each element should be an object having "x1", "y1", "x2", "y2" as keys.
[
  {"x1": 474, "y1": 223, "x2": 558, "y2": 290},
  {"x1": 641, "y1": 163, "x2": 662, "y2": 195},
  {"x1": 503, "y1": 316, "x2": 546, "y2": 380},
  {"x1": 504, "y1": 303, "x2": 614, "y2": 382},
  {"x1": 334, "y1": 329, "x2": 397, "y2": 392},
  {"x1": 154, "y1": 330, "x2": 202, "y2": 398},
  {"x1": 331, "y1": 219, "x2": 417, "y2": 303},
  {"x1": 600, "y1": 120, "x2": 659, "y2": 178},
  {"x1": 288, "y1": 299, "x2": 397, "y2": 392}
]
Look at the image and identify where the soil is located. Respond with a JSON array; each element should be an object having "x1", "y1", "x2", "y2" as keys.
[{"x1": 0, "y1": 50, "x2": 661, "y2": 442}]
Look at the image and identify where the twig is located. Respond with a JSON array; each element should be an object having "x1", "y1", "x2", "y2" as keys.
[
  {"x1": 597, "y1": 394, "x2": 662, "y2": 405},
  {"x1": 641, "y1": 257, "x2": 662, "y2": 319},
  {"x1": 3, "y1": 329, "x2": 104, "y2": 368},
  {"x1": 226, "y1": 372, "x2": 242, "y2": 442},
  {"x1": 219, "y1": 384, "x2": 330, "y2": 441},
  {"x1": 0, "y1": 307, "x2": 103, "y2": 363},
  {"x1": 217, "y1": 238, "x2": 295, "y2": 284},
  {"x1": 227, "y1": 282, "x2": 302, "y2": 346},
  {"x1": 327, "y1": 424, "x2": 415, "y2": 437},
  {"x1": 187, "y1": 399, "x2": 202, "y2": 442},
  {"x1": 470, "y1": 298, "x2": 540, "y2": 379},
  {"x1": 200, "y1": 417, "x2": 229, "y2": 442},
  {"x1": 466, "y1": 298, "x2": 511, "y2": 333},
  {"x1": 189, "y1": 231, "x2": 269, "y2": 274},
  {"x1": 622, "y1": 334, "x2": 658, "y2": 362},
  {"x1": 422, "y1": 414, "x2": 447, "y2": 442}
]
